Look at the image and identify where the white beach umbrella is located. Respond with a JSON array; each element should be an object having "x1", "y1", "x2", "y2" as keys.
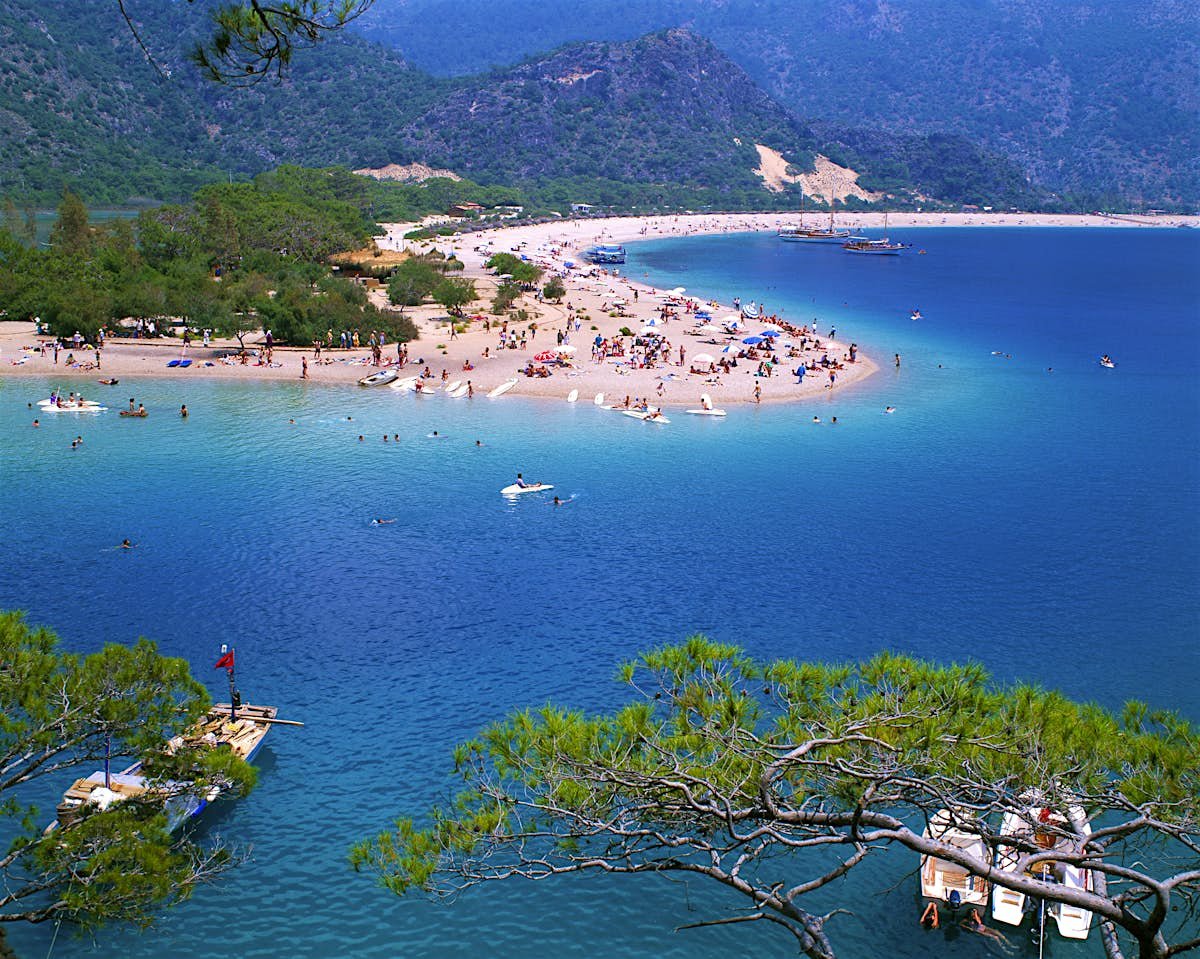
[
  {"x1": 557, "y1": 345, "x2": 578, "y2": 355},
  {"x1": 691, "y1": 353, "x2": 717, "y2": 365},
  {"x1": 698, "y1": 324, "x2": 722, "y2": 334},
  {"x1": 760, "y1": 321, "x2": 785, "y2": 331},
  {"x1": 671, "y1": 286, "x2": 686, "y2": 295},
  {"x1": 639, "y1": 326, "x2": 661, "y2": 336},
  {"x1": 720, "y1": 314, "x2": 741, "y2": 325}
]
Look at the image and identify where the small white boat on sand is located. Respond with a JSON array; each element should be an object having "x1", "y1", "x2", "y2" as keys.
[
  {"x1": 389, "y1": 376, "x2": 419, "y2": 391},
  {"x1": 358, "y1": 369, "x2": 399, "y2": 387}
]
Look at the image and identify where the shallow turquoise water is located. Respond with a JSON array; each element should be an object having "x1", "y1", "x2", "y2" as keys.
[{"x1": 1, "y1": 227, "x2": 1197, "y2": 958}]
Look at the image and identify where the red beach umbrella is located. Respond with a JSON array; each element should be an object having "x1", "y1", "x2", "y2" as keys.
[{"x1": 534, "y1": 351, "x2": 557, "y2": 362}]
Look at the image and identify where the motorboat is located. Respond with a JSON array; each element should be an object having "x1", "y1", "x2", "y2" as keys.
[{"x1": 920, "y1": 810, "x2": 990, "y2": 910}]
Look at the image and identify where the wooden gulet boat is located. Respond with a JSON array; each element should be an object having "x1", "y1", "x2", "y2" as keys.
[{"x1": 47, "y1": 646, "x2": 299, "y2": 834}]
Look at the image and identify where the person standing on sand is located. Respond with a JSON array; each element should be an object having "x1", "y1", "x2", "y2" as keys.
[
  {"x1": 754, "y1": 383, "x2": 762, "y2": 403},
  {"x1": 302, "y1": 356, "x2": 308, "y2": 379}
]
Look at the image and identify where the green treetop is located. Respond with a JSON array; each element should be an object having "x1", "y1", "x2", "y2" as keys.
[
  {"x1": 0, "y1": 612, "x2": 254, "y2": 929},
  {"x1": 352, "y1": 636, "x2": 1199, "y2": 959}
]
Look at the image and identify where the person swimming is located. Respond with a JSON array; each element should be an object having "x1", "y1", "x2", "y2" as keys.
[{"x1": 369, "y1": 518, "x2": 396, "y2": 526}]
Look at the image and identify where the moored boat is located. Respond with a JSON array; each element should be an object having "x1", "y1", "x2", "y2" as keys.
[
  {"x1": 46, "y1": 647, "x2": 295, "y2": 835},
  {"x1": 842, "y1": 212, "x2": 909, "y2": 254},
  {"x1": 779, "y1": 197, "x2": 851, "y2": 243},
  {"x1": 920, "y1": 810, "x2": 990, "y2": 910},
  {"x1": 582, "y1": 244, "x2": 626, "y2": 264},
  {"x1": 992, "y1": 795, "x2": 1094, "y2": 940}
]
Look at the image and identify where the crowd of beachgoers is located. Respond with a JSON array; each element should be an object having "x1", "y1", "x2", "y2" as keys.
[{"x1": 3, "y1": 210, "x2": 1193, "y2": 408}]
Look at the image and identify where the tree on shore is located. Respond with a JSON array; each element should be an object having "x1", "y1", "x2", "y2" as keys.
[
  {"x1": 352, "y1": 636, "x2": 1199, "y2": 959},
  {"x1": 0, "y1": 612, "x2": 254, "y2": 929},
  {"x1": 431, "y1": 277, "x2": 476, "y2": 316}
]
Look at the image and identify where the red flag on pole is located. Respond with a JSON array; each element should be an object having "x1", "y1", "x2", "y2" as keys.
[{"x1": 214, "y1": 650, "x2": 235, "y2": 672}]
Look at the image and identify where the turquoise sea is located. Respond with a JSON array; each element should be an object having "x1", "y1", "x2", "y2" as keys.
[{"x1": 2, "y1": 227, "x2": 1197, "y2": 958}]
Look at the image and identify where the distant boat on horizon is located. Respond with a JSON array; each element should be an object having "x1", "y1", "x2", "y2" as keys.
[{"x1": 778, "y1": 195, "x2": 851, "y2": 243}]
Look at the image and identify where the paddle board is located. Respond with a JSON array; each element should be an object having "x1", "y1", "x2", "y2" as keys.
[
  {"x1": 593, "y1": 392, "x2": 604, "y2": 406},
  {"x1": 445, "y1": 380, "x2": 461, "y2": 392},
  {"x1": 1100, "y1": 359, "x2": 1115, "y2": 368},
  {"x1": 685, "y1": 408, "x2": 726, "y2": 416},
  {"x1": 167, "y1": 359, "x2": 181, "y2": 368},
  {"x1": 450, "y1": 384, "x2": 469, "y2": 397},
  {"x1": 389, "y1": 376, "x2": 419, "y2": 391},
  {"x1": 41, "y1": 404, "x2": 106, "y2": 413},
  {"x1": 567, "y1": 389, "x2": 578, "y2": 403},
  {"x1": 500, "y1": 483, "x2": 554, "y2": 495},
  {"x1": 487, "y1": 379, "x2": 517, "y2": 398}
]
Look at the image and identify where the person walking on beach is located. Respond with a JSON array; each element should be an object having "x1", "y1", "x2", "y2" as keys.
[
  {"x1": 301, "y1": 356, "x2": 308, "y2": 379},
  {"x1": 754, "y1": 383, "x2": 762, "y2": 403}
]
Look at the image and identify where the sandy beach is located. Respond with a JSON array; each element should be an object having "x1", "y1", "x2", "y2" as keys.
[{"x1": 3, "y1": 211, "x2": 1195, "y2": 409}]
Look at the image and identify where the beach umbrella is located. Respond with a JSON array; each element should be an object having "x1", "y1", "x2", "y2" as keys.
[
  {"x1": 670, "y1": 286, "x2": 686, "y2": 295},
  {"x1": 644, "y1": 317, "x2": 661, "y2": 326},
  {"x1": 556, "y1": 345, "x2": 577, "y2": 355},
  {"x1": 759, "y1": 329, "x2": 781, "y2": 338},
  {"x1": 698, "y1": 324, "x2": 722, "y2": 334},
  {"x1": 534, "y1": 350, "x2": 557, "y2": 362},
  {"x1": 721, "y1": 343, "x2": 741, "y2": 353},
  {"x1": 720, "y1": 315, "x2": 741, "y2": 324},
  {"x1": 639, "y1": 326, "x2": 661, "y2": 335},
  {"x1": 691, "y1": 353, "x2": 716, "y2": 365},
  {"x1": 742, "y1": 335, "x2": 766, "y2": 345},
  {"x1": 760, "y1": 322, "x2": 784, "y2": 331}
]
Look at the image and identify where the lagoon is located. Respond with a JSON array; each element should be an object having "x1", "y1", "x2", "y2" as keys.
[{"x1": 2, "y1": 227, "x2": 1197, "y2": 958}]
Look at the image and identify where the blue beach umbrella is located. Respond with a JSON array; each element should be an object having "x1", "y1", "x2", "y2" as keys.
[
  {"x1": 742, "y1": 335, "x2": 765, "y2": 345},
  {"x1": 758, "y1": 330, "x2": 781, "y2": 337}
]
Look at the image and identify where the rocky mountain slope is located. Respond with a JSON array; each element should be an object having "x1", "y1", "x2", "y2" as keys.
[{"x1": 356, "y1": 0, "x2": 1200, "y2": 207}]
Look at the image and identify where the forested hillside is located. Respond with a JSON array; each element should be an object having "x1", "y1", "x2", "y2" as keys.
[
  {"x1": 356, "y1": 0, "x2": 1200, "y2": 207},
  {"x1": 0, "y1": 0, "x2": 1099, "y2": 210}
]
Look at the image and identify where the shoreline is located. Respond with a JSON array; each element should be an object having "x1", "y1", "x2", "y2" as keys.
[{"x1": 4, "y1": 213, "x2": 1193, "y2": 407}]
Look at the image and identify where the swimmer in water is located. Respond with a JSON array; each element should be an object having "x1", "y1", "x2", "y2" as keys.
[
  {"x1": 475, "y1": 440, "x2": 482, "y2": 446},
  {"x1": 885, "y1": 406, "x2": 896, "y2": 413},
  {"x1": 120, "y1": 539, "x2": 134, "y2": 549},
  {"x1": 370, "y1": 518, "x2": 396, "y2": 526},
  {"x1": 812, "y1": 415, "x2": 820, "y2": 424}
]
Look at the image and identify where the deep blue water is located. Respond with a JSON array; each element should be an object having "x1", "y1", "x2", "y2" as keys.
[{"x1": 2, "y1": 228, "x2": 1197, "y2": 958}]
